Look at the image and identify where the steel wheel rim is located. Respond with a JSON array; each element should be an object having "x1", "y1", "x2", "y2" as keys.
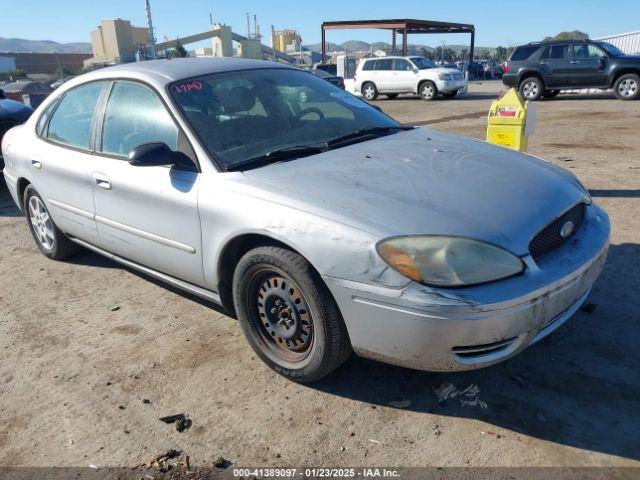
[
  {"x1": 522, "y1": 81, "x2": 539, "y2": 99},
  {"x1": 250, "y1": 269, "x2": 314, "y2": 364},
  {"x1": 28, "y1": 196, "x2": 55, "y2": 251},
  {"x1": 421, "y1": 84, "x2": 434, "y2": 98},
  {"x1": 619, "y1": 79, "x2": 637, "y2": 97}
]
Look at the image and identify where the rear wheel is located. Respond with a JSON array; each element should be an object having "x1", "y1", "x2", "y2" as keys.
[
  {"x1": 23, "y1": 185, "x2": 78, "y2": 260},
  {"x1": 519, "y1": 76, "x2": 544, "y2": 101},
  {"x1": 613, "y1": 73, "x2": 640, "y2": 100},
  {"x1": 362, "y1": 82, "x2": 378, "y2": 101},
  {"x1": 443, "y1": 90, "x2": 458, "y2": 99},
  {"x1": 419, "y1": 81, "x2": 437, "y2": 100},
  {"x1": 233, "y1": 246, "x2": 352, "y2": 383}
]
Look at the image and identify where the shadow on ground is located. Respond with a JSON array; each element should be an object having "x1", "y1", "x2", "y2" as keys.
[
  {"x1": 0, "y1": 179, "x2": 21, "y2": 217},
  {"x1": 311, "y1": 242, "x2": 640, "y2": 461}
]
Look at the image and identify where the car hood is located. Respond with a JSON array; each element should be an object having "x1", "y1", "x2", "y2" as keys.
[
  {"x1": 241, "y1": 128, "x2": 589, "y2": 256},
  {"x1": 0, "y1": 98, "x2": 33, "y2": 121}
]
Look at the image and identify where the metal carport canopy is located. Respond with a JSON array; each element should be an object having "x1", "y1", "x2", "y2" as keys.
[{"x1": 321, "y1": 18, "x2": 475, "y2": 74}]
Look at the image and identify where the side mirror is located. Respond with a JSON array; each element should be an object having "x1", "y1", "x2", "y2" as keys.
[
  {"x1": 128, "y1": 142, "x2": 196, "y2": 170},
  {"x1": 413, "y1": 68, "x2": 419, "y2": 74}
]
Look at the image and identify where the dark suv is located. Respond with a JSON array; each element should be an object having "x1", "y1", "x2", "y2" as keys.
[{"x1": 502, "y1": 40, "x2": 640, "y2": 100}]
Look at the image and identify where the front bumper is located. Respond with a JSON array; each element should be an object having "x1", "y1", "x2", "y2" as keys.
[
  {"x1": 437, "y1": 78, "x2": 468, "y2": 93},
  {"x1": 324, "y1": 204, "x2": 610, "y2": 372}
]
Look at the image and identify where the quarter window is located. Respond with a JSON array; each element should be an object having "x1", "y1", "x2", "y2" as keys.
[
  {"x1": 101, "y1": 81, "x2": 178, "y2": 156},
  {"x1": 362, "y1": 60, "x2": 375, "y2": 71},
  {"x1": 46, "y1": 82, "x2": 104, "y2": 149}
]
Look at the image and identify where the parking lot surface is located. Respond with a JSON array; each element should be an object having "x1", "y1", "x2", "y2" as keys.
[{"x1": 1, "y1": 80, "x2": 638, "y2": 469}]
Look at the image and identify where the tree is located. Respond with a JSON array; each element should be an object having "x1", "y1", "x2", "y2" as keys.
[
  {"x1": 0, "y1": 69, "x2": 27, "y2": 81},
  {"x1": 543, "y1": 30, "x2": 589, "y2": 42},
  {"x1": 168, "y1": 39, "x2": 188, "y2": 59}
]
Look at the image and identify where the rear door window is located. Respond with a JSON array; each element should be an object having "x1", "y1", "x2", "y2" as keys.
[
  {"x1": 541, "y1": 44, "x2": 569, "y2": 60},
  {"x1": 46, "y1": 81, "x2": 105, "y2": 150},
  {"x1": 375, "y1": 59, "x2": 393, "y2": 71}
]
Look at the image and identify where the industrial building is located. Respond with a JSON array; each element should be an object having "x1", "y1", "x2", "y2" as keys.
[
  {"x1": 272, "y1": 29, "x2": 302, "y2": 54},
  {"x1": 0, "y1": 52, "x2": 91, "y2": 74},
  {"x1": 84, "y1": 19, "x2": 150, "y2": 68}
]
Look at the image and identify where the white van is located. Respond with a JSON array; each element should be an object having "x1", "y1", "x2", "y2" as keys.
[{"x1": 354, "y1": 56, "x2": 467, "y2": 100}]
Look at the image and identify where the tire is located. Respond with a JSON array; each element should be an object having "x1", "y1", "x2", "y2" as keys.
[
  {"x1": 543, "y1": 89, "x2": 560, "y2": 98},
  {"x1": 233, "y1": 246, "x2": 352, "y2": 383},
  {"x1": 613, "y1": 73, "x2": 640, "y2": 100},
  {"x1": 361, "y1": 82, "x2": 378, "y2": 101},
  {"x1": 386, "y1": 93, "x2": 399, "y2": 100},
  {"x1": 519, "y1": 76, "x2": 544, "y2": 101},
  {"x1": 23, "y1": 185, "x2": 78, "y2": 260},
  {"x1": 419, "y1": 81, "x2": 437, "y2": 100},
  {"x1": 443, "y1": 90, "x2": 458, "y2": 99}
]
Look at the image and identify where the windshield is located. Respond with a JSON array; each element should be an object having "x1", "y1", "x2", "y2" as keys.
[
  {"x1": 597, "y1": 41, "x2": 625, "y2": 57},
  {"x1": 410, "y1": 57, "x2": 436, "y2": 69},
  {"x1": 170, "y1": 68, "x2": 400, "y2": 169}
]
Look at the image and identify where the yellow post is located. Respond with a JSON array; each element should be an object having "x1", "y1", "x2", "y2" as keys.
[{"x1": 486, "y1": 88, "x2": 535, "y2": 152}]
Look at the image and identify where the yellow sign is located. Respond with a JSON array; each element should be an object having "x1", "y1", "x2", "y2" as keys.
[{"x1": 486, "y1": 88, "x2": 534, "y2": 152}]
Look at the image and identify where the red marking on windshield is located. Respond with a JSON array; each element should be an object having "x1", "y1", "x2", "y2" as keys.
[{"x1": 173, "y1": 81, "x2": 203, "y2": 93}]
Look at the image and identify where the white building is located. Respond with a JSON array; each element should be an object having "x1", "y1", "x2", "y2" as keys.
[{"x1": 596, "y1": 31, "x2": 640, "y2": 54}]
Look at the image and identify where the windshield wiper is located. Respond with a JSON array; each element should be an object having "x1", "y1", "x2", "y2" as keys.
[
  {"x1": 324, "y1": 125, "x2": 414, "y2": 149},
  {"x1": 225, "y1": 144, "x2": 326, "y2": 171}
]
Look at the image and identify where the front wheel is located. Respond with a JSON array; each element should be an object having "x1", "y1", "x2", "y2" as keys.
[
  {"x1": 361, "y1": 82, "x2": 378, "y2": 101},
  {"x1": 519, "y1": 76, "x2": 544, "y2": 101},
  {"x1": 23, "y1": 185, "x2": 78, "y2": 260},
  {"x1": 613, "y1": 73, "x2": 640, "y2": 100},
  {"x1": 419, "y1": 81, "x2": 438, "y2": 100},
  {"x1": 233, "y1": 246, "x2": 352, "y2": 383}
]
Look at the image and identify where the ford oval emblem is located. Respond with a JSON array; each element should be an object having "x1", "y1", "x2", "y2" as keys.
[{"x1": 560, "y1": 221, "x2": 575, "y2": 238}]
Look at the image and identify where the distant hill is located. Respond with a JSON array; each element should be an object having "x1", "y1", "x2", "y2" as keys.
[
  {"x1": 0, "y1": 37, "x2": 92, "y2": 54},
  {"x1": 304, "y1": 40, "x2": 493, "y2": 55}
]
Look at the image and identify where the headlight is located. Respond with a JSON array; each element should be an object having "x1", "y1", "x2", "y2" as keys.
[
  {"x1": 438, "y1": 73, "x2": 452, "y2": 81},
  {"x1": 376, "y1": 236, "x2": 524, "y2": 287}
]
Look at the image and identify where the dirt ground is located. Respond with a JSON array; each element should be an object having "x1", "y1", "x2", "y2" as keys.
[{"x1": 1, "y1": 80, "x2": 639, "y2": 472}]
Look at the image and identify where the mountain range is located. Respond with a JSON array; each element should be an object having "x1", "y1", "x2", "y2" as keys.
[{"x1": 0, "y1": 37, "x2": 92, "y2": 54}]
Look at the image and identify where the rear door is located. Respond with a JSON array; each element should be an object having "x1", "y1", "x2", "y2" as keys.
[
  {"x1": 31, "y1": 81, "x2": 107, "y2": 245},
  {"x1": 373, "y1": 58, "x2": 394, "y2": 92},
  {"x1": 539, "y1": 44, "x2": 571, "y2": 87},
  {"x1": 569, "y1": 43, "x2": 609, "y2": 86},
  {"x1": 90, "y1": 80, "x2": 205, "y2": 286}
]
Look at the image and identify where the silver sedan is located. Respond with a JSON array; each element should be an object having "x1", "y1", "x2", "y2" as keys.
[{"x1": 1, "y1": 58, "x2": 610, "y2": 382}]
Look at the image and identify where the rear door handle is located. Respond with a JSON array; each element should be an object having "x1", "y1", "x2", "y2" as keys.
[
  {"x1": 92, "y1": 172, "x2": 112, "y2": 190},
  {"x1": 31, "y1": 159, "x2": 42, "y2": 169}
]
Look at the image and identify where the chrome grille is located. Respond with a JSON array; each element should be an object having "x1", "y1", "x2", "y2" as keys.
[{"x1": 529, "y1": 203, "x2": 585, "y2": 260}]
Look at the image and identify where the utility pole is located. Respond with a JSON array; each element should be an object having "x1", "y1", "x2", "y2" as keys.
[{"x1": 145, "y1": 0, "x2": 156, "y2": 59}]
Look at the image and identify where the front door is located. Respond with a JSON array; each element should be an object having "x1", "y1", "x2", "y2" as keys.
[
  {"x1": 569, "y1": 43, "x2": 609, "y2": 87},
  {"x1": 91, "y1": 80, "x2": 205, "y2": 286},
  {"x1": 391, "y1": 58, "x2": 417, "y2": 92}
]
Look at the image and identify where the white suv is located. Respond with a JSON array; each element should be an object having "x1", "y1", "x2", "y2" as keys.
[{"x1": 354, "y1": 56, "x2": 467, "y2": 101}]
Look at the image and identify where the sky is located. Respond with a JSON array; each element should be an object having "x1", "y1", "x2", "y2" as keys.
[{"x1": 0, "y1": 0, "x2": 636, "y2": 49}]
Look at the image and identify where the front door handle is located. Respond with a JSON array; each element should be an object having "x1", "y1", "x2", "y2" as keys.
[
  {"x1": 92, "y1": 172, "x2": 112, "y2": 190},
  {"x1": 31, "y1": 159, "x2": 42, "y2": 169}
]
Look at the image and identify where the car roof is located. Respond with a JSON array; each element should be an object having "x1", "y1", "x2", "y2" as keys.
[
  {"x1": 522, "y1": 39, "x2": 593, "y2": 47},
  {"x1": 57, "y1": 57, "x2": 297, "y2": 95}
]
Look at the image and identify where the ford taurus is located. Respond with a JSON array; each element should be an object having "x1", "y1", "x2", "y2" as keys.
[{"x1": 1, "y1": 58, "x2": 610, "y2": 382}]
